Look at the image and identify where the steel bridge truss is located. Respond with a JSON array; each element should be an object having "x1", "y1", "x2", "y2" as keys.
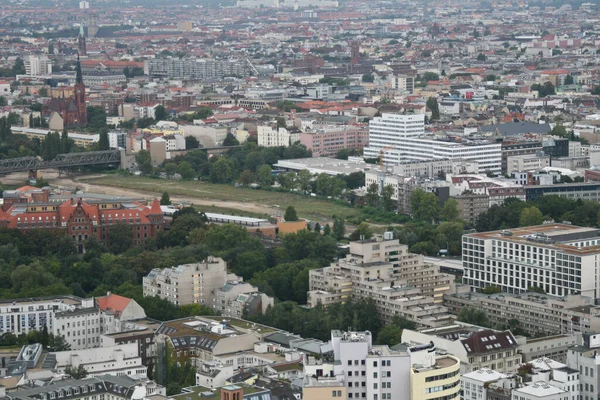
[{"x1": 0, "y1": 150, "x2": 121, "y2": 174}]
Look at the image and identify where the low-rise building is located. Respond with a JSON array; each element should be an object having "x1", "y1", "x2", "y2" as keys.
[
  {"x1": 299, "y1": 125, "x2": 368, "y2": 157},
  {"x1": 1, "y1": 375, "x2": 162, "y2": 400},
  {"x1": 51, "y1": 343, "x2": 147, "y2": 378},
  {"x1": 257, "y1": 125, "x2": 300, "y2": 148},
  {"x1": 402, "y1": 323, "x2": 522, "y2": 373},
  {"x1": 443, "y1": 292, "x2": 600, "y2": 337},
  {"x1": 212, "y1": 282, "x2": 273, "y2": 317},
  {"x1": 308, "y1": 234, "x2": 456, "y2": 328},
  {"x1": 143, "y1": 257, "x2": 231, "y2": 306}
]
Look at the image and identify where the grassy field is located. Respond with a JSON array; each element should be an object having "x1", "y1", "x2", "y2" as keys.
[{"x1": 84, "y1": 175, "x2": 359, "y2": 222}]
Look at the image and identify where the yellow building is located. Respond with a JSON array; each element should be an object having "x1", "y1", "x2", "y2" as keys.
[
  {"x1": 303, "y1": 377, "x2": 347, "y2": 400},
  {"x1": 410, "y1": 354, "x2": 461, "y2": 400}
]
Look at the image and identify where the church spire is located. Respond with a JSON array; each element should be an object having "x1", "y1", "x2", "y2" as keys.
[{"x1": 76, "y1": 54, "x2": 83, "y2": 85}]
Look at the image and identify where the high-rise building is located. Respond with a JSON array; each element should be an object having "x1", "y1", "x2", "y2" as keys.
[
  {"x1": 363, "y1": 113, "x2": 502, "y2": 173},
  {"x1": 24, "y1": 55, "x2": 52, "y2": 76},
  {"x1": 462, "y1": 224, "x2": 600, "y2": 298}
]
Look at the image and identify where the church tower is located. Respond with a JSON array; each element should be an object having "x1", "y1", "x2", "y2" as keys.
[
  {"x1": 77, "y1": 24, "x2": 87, "y2": 56},
  {"x1": 74, "y1": 55, "x2": 87, "y2": 126}
]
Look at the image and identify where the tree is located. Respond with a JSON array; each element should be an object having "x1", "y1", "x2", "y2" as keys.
[
  {"x1": 411, "y1": 189, "x2": 440, "y2": 223},
  {"x1": 297, "y1": 170, "x2": 312, "y2": 193},
  {"x1": 98, "y1": 130, "x2": 110, "y2": 150},
  {"x1": 362, "y1": 73, "x2": 374, "y2": 83},
  {"x1": 520, "y1": 207, "x2": 543, "y2": 227},
  {"x1": 332, "y1": 216, "x2": 345, "y2": 240},
  {"x1": 458, "y1": 306, "x2": 490, "y2": 327},
  {"x1": 222, "y1": 133, "x2": 240, "y2": 146},
  {"x1": 47, "y1": 334, "x2": 71, "y2": 351},
  {"x1": 426, "y1": 97, "x2": 440, "y2": 120},
  {"x1": 284, "y1": 206, "x2": 299, "y2": 222},
  {"x1": 481, "y1": 285, "x2": 501, "y2": 294},
  {"x1": 349, "y1": 222, "x2": 374, "y2": 241},
  {"x1": 60, "y1": 130, "x2": 74, "y2": 153},
  {"x1": 441, "y1": 198, "x2": 460, "y2": 221},
  {"x1": 178, "y1": 161, "x2": 196, "y2": 180},
  {"x1": 257, "y1": 164, "x2": 273, "y2": 186},
  {"x1": 135, "y1": 150, "x2": 153, "y2": 175},
  {"x1": 160, "y1": 192, "x2": 171, "y2": 206},
  {"x1": 86, "y1": 106, "x2": 107, "y2": 130},
  {"x1": 65, "y1": 364, "x2": 88, "y2": 379},
  {"x1": 154, "y1": 105, "x2": 167, "y2": 121},
  {"x1": 381, "y1": 184, "x2": 396, "y2": 212},
  {"x1": 477, "y1": 53, "x2": 486, "y2": 61},
  {"x1": 209, "y1": 157, "x2": 233, "y2": 183},
  {"x1": 239, "y1": 170, "x2": 254, "y2": 186},
  {"x1": 314, "y1": 222, "x2": 321, "y2": 233},
  {"x1": 366, "y1": 182, "x2": 380, "y2": 207},
  {"x1": 108, "y1": 224, "x2": 133, "y2": 254},
  {"x1": 323, "y1": 224, "x2": 331, "y2": 236},
  {"x1": 422, "y1": 72, "x2": 439, "y2": 82},
  {"x1": 551, "y1": 124, "x2": 568, "y2": 137},
  {"x1": 564, "y1": 74, "x2": 574, "y2": 85},
  {"x1": 185, "y1": 136, "x2": 199, "y2": 149},
  {"x1": 375, "y1": 316, "x2": 416, "y2": 346},
  {"x1": 531, "y1": 82, "x2": 556, "y2": 97},
  {"x1": 165, "y1": 162, "x2": 178, "y2": 178}
]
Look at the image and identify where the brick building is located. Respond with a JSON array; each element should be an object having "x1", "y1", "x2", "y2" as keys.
[{"x1": 0, "y1": 186, "x2": 163, "y2": 251}]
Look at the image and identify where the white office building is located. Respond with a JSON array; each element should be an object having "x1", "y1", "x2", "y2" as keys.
[
  {"x1": 323, "y1": 330, "x2": 461, "y2": 400},
  {"x1": 462, "y1": 224, "x2": 600, "y2": 298},
  {"x1": 257, "y1": 125, "x2": 300, "y2": 147},
  {"x1": 24, "y1": 55, "x2": 52, "y2": 76},
  {"x1": 52, "y1": 343, "x2": 147, "y2": 378},
  {"x1": 363, "y1": 113, "x2": 501, "y2": 173}
]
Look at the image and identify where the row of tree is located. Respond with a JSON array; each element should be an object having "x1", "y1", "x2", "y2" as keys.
[{"x1": 475, "y1": 195, "x2": 600, "y2": 232}]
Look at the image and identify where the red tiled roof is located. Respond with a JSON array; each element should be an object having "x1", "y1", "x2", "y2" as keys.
[{"x1": 96, "y1": 293, "x2": 131, "y2": 318}]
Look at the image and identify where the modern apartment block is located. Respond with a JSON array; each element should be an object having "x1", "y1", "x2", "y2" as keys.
[
  {"x1": 143, "y1": 257, "x2": 231, "y2": 306},
  {"x1": 402, "y1": 324, "x2": 522, "y2": 374},
  {"x1": 462, "y1": 224, "x2": 600, "y2": 298},
  {"x1": 444, "y1": 291, "x2": 600, "y2": 336},
  {"x1": 303, "y1": 330, "x2": 460, "y2": 400},
  {"x1": 144, "y1": 58, "x2": 254, "y2": 79},
  {"x1": 299, "y1": 126, "x2": 368, "y2": 157},
  {"x1": 143, "y1": 257, "x2": 274, "y2": 314},
  {"x1": 363, "y1": 113, "x2": 501, "y2": 172},
  {"x1": 308, "y1": 234, "x2": 456, "y2": 328}
]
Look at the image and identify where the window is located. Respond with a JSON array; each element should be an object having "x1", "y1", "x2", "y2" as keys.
[
  {"x1": 348, "y1": 360, "x2": 352, "y2": 366},
  {"x1": 332, "y1": 391, "x2": 337, "y2": 398},
  {"x1": 348, "y1": 371, "x2": 352, "y2": 377},
  {"x1": 374, "y1": 384, "x2": 378, "y2": 389},
  {"x1": 373, "y1": 372, "x2": 378, "y2": 378},
  {"x1": 373, "y1": 361, "x2": 378, "y2": 367}
]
